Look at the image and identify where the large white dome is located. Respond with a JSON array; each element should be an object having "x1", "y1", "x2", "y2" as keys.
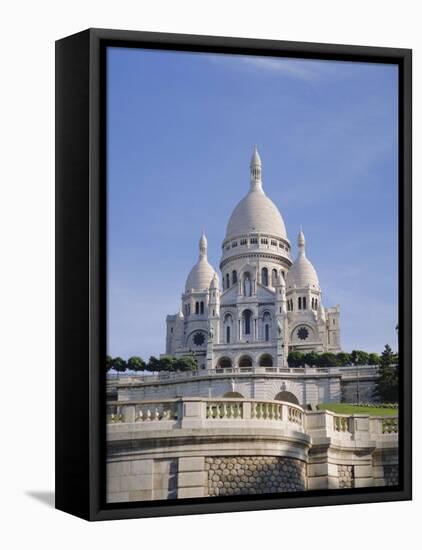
[
  {"x1": 185, "y1": 233, "x2": 218, "y2": 292},
  {"x1": 225, "y1": 186, "x2": 287, "y2": 240},
  {"x1": 225, "y1": 147, "x2": 287, "y2": 240},
  {"x1": 286, "y1": 230, "x2": 320, "y2": 289}
]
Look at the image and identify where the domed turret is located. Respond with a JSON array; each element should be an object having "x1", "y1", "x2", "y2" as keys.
[
  {"x1": 286, "y1": 229, "x2": 320, "y2": 289},
  {"x1": 185, "y1": 232, "x2": 218, "y2": 292},
  {"x1": 210, "y1": 273, "x2": 219, "y2": 290},
  {"x1": 225, "y1": 147, "x2": 287, "y2": 240}
]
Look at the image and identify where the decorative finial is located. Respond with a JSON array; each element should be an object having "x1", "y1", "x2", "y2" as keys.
[
  {"x1": 298, "y1": 228, "x2": 306, "y2": 254},
  {"x1": 250, "y1": 146, "x2": 263, "y2": 190},
  {"x1": 199, "y1": 231, "x2": 208, "y2": 258}
]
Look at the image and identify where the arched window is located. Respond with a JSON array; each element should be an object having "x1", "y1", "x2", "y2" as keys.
[
  {"x1": 259, "y1": 354, "x2": 273, "y2": 367},
  {"x1": 226, "y1": 273, "x2": 230, "y2": 289},
  {"x1": 274, "y1": 391, "x2": 299, "y2": 405},
  {"x1": 315, "y1": 298, "x2": 318, "y2": 310},
  {"x1": 303, "y1": 297, "x2": 307, "y2": 310},
  {"x1": 263, "y1": 312, "x2": 271, "y2": 341},
  {"x1": 217, "y1": 357, "x2": 232, "y2": 369},
  {"x1": 224, "y1": 313, "x2": 233, "y2": 344},
  {"x1": 195, "y1": 301, "x2": 199, "y2": 314},
  {"x1": 200, "y1": 301, "x2": 204, "y2": 314},
  {"x1": 281, "y1": 270, "x2": 285, "y2": 280},
  {"x1": 232, "y1": 270, "x2": 237, "y2": 284},
  {"x1": 262, "y1": 267, "x2": 268, "y2": 286},
  {"x1": 311, "y1": 297, "x2": 314, "y2": 310},
  {"x1": 238, "y1": 355, "x2": 253, "y2": 368},
  {"x1": 272, "y1": 268, "x2": 278, "y2": 286},
  {"x1": 188, "y1": 303, "x2": 191, "y2": 315},
  {"x1": 298, "y1": 297, "x2": 302, "y2": 310},
  {"x1": 243, "y1": 309, "x2": 252, "y2": 335}
]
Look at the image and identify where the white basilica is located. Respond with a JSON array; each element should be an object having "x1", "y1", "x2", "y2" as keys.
[{"x1": 165, "y1": 147, "x2": 341, "y2": 370}]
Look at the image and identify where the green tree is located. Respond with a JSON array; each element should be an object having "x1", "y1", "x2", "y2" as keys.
[
  {"x1": 173, "y1": 356, "x2": 198, "y2": 371},
  {"x1": 160, "y1": 356, "x2": 178, "y2": 371},
  {"x1": 146, "y1": 356, "x2": 162, "y2": 373},
  {"x1": 111, "y1": 356, "x2": 127, "y2": 372},
  {"x1": 373, "y1": 344, "x2": 398, "y2": 402},
  {"x1": 303, "y1": 351, "x2": 320, "y2": 367},
  {"x1": 106, "y1": 355, "x2": 113, "y2": 372},
  {"x1": 351, "y1": 350, "x2": 369, "y2": 365},
  {"x1": 287, "y1": 351, "x2": 305, "y2": 368},
  {"x1": 368, "y1": 353, "x2": 380, "y2": 365},
  {"x1": 127, "y1": 356, "x2": 145, "y2": 372},
  {"x1": 319, "y1": 352, "x2": 339, "y2": 367},
  {"x1": 379, "y1": 344, "x2": 394, "y2": 367},
  {"x1": 336, "y1": 352, "x2": 352, "y2": 366}
]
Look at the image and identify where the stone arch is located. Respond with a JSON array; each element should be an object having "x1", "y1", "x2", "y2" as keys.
[
  {"x1": 259, "y1": 353, "x2": 274, "y2": 367},
  {"x1": 217, "y1": 356, "x2": 232, "y2": 369},
  {"x1": 223, "y1": 391, "x2": 244, "y2": 398},
  {"x1": 274, "y1": 391, "x2": 300, "y2": 405},
  {"x1": 238, "y1": 355, "x2": 253, "y2": 368}
]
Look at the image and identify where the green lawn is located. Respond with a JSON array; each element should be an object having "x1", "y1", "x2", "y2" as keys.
[{"x1": 317, "y1": 403, "x2": 398, "y2": 416}]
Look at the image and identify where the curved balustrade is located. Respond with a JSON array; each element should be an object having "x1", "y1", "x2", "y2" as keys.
[{"x1": 107, "y1": 397, "x2": 305, "y2": 430}]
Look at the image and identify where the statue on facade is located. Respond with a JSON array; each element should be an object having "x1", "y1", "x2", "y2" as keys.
[
  {"x1": 208, "y1": 321, "x2": 214, "y2": 341},
  {"x1": 277, "y1": 319, "x2": 283, "y2": 338},
  {"x1": 244, "y1": 275, "x2": 251, "y2": 297}
]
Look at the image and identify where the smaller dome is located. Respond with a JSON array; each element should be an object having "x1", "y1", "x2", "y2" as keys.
[
  {"x1": 185, "y1": 233, "x2": 218, "y2": 292},
  {"x1": 286, "y1": 229, "x2": 320, "y2": 289}
]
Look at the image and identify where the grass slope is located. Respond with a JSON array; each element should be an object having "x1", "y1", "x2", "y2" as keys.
[{"x1": 317, "y1": 403, "x2": 398, "y2": 416}]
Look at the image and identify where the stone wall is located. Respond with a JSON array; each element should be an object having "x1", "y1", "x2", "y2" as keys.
[{"x1": 205, "y1": 456, "x2": 306, "y2": 497}]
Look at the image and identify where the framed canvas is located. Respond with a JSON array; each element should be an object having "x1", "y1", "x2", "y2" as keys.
[{"x1": 55, "y1": 28, "x2": 412, "y2": 521}]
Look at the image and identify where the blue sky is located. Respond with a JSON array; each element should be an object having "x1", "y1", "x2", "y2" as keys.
[{"x1": 107, "y1": 47, "x2": 398, "y2": 360}]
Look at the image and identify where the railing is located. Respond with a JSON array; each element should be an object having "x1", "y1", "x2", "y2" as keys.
[
  {"x1": 333, "y1": 414, "x2": 351, "y2": 433},
  {"x1": 107, "y1": 397, "x2": 305, "y2": 430},
  {"x1": 107, "y1": 398, "x2": 398, "y2": 447},
  {"x1": 381, "y1": 417, "x2": 399, "y2": 434},
  {"x1": 109, "y1": 365, "x2": 362, "y2": 385},
  {"x1": 305, "y1": 410, "x2": 399, "y2": 442},
  {"x1": 206, "y1": 401, "x2": 243, "y2": 419}
]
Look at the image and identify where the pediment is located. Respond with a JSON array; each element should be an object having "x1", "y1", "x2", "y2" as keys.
[
  {"x1": 220, "y1": 284, "x2": 240, "y2": 304},
  {"x1": 256, "y1": 283, "x2": 276, "y2": 300}
]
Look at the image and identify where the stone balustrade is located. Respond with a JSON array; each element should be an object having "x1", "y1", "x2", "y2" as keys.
[
  {"x1": 107, "y1": 398, "x2": 398, "y2": 443},
  {"x1": 107, "y1": 397, "x2": 305, "y2": 431},
  {"x1": 107, "y1": 364, "x2": 382, "y2": 386}
]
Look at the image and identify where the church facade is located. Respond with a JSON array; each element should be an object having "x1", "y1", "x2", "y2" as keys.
[{"x1": 165, "y1": 148, "x2": 341, "y2": 370}]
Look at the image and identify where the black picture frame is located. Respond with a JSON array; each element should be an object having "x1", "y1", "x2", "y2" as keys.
[{"x1": 55, "y1": 28, "x2": 412, "y2": 521}]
